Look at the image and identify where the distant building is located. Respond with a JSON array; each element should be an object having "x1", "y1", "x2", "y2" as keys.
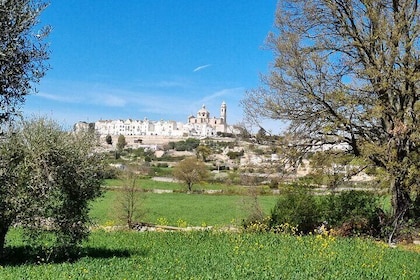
[
  {"x1": 75, "y1": 101, "x2": 239, "y2": 138},
  {"x1": 185, "y1": 102, "x2": 227, "y2": 137},
  {"x1": 94, "y1": 118, "x2": 184, "y2": 137}
]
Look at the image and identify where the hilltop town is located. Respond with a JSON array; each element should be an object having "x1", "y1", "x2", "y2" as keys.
[{"x1": 75, "y1": 102, "x2": 241, "y2": 142}]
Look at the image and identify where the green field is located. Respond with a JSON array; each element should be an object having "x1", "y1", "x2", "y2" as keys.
[
  {"x1": 3, "y1": 230, "x2": 420, "y2": 279},
  {"x1": 90, "y1": 189, "x2": 278, "y2": 227},
  {"x1": 3, "y1": 180, "x2": 414, "y2": 279}
]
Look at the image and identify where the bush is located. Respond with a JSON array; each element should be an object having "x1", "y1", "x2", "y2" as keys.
[
  {"x1": 270, "y1": 185, "x2": 320, "y2": 233},
  {"x1": 102, "y1": 165, "x2": 121, "y2": 179},
  {"x1": 226, "y1": 150, "x2": 244, "y2": 159},
  {"x1": 320, "y1": 190, "x2": 383, "y2": 236},
  {"x1": 269, "y1": 178, "x2": 279, "y2": 189},
  {"x1": 174, "y1": 138, "x2": 200, "y2": 151}
]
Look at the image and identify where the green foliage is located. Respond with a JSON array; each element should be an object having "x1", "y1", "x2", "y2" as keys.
[
  {"x1": 226, "y1": 150, "x2": 244, "y2": 159},
  {"x1": 320, "y1": 191, "x2": 383, "y2": 236},
  {"x1": 171, "y1": 138, "x2": 200, "y2": 151},
  {"x1": 151, "y1": 165, "x2": 172, "y2": 177},
  {"x1": 268, "y1": 178, "x2": 279, "y2": 189},
  {"x1": 0, "y1": 0, "x2": 50, "y2": 123},
  {"x1": 172, "y1": 157, "x2": 210, "y2": 192},
  {"x1": 129, "y1": 147, "x2": 155, "y2": 162},
  {"x1": 116, "y1": 134, "x2": 127, "y2": 151},
  {"x1": 196, "y1": 145, "x2": 212, "y2": 161},
  {"x1": 270, "y1": 185, "x2": 320, "y2": 233},
  {"x1": 166, "y1": 141, "x2": 176, "y2": 150},
  {"x1": 240, "y1": 188, "x2": 266, "y2": 229},
  {"x1": 105, "y1": 134, "x2": 112, "y2": 145},
  {"x1": 269, "y1": 186, "x2": 383, "y2": 236},
  {"x1": 0, "y1": 117, "x2": 105, "y2": 257},
  {"x1": 101, "y1": 165, "x2": 120, "y2": 179},
  {"x1": 185, "y1": 137, "x2": 200, "y2": 149}
]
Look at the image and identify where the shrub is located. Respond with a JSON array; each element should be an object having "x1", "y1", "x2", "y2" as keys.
[
  {"x1": 102, "y1": 165, "x2": 121, "y2": 179},
  {"x1": 226, "y1": 150, "x2": 244, "y2": 160},
  {"x1": 269, "y1": 178, "x2": 279, "y2": 189},
  {"x1": 270, "y1": 185, "x2": 320, "y2": 233},
  {"x1": 320, "y1": 190, "x2": 383, "y2": 236}
]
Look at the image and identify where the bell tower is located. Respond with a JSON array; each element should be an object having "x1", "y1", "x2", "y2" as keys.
[{"x1": 220, "y1": 101, "x2": 227, "y2": 124}]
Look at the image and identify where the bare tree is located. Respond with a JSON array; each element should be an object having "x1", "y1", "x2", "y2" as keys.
[
  {"x1": 115, "y1": 172, "x2": 146, "y2": 228},
  {"x1": 242, "y1": 0, "x2": 420, "y2": 236}
]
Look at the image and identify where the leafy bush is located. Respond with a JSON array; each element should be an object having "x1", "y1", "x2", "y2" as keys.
[
  {"x1": 269, "y1": 178, "x2": 279, "y2": 189},
  {"x1": 173, "y1": 138, "x2": 200, "y2": 151},
  {"x1": 320, "y1": 190, "x2": 383, "y2": 236},
  {"x1": 270, "y1": 185, "x2": 320, "y2": 233},
  {"x1": 102, "y1": 165, "x2": 121, "y2": 179},
  {"x1": 226, "y1": 150, "x2": 244, "y2": 159}
]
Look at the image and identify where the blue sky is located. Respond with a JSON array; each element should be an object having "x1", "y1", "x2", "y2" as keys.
[{"x1": 24, "y1": 1, "x2": 279, "y2": 131}]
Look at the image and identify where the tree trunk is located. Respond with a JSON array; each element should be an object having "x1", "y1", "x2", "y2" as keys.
[
  {"x1": 0, "y1": 225, "x2": 9, "y2": 259},
  {"x1": 389, "y1": 176, "x2": 412, "y2": 243}
]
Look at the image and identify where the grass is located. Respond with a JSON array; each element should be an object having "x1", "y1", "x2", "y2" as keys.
[
  {"x1": 94, "y1": 179, "x2": 391, "y2": 227},
  {"x1": 90, "y1": 190, "x2": 278, "y2": 227},
  {"x1": 3, "y1": 230, "x2": 420, "y2": 279},
  {"x1": 2, "y1": 181, "x2": 416, "y2": 279},
  {"x1": 103, "y1": 178, "x2": 185, "y2": 190}
]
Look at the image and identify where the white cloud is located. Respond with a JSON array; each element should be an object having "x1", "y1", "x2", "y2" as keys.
[
  {"x1": 199, "y1": 87, "x2": 244, "y2": 104},
  {"x1": 96, "y1": 94, "x2": 127, "y2": 107},
  {"x1": 36, "y1": 92, "x2": 82, "y2": 103},
  {"x1": 193, "y1": 64, "x2": 211, "y2": 72}
]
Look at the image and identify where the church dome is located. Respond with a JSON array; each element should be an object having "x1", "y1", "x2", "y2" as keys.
[
  {"x1": 197, "y1": 104, "x2": 210, "y2": 118},
  {"x1": 198, "y1": 104, "x2": 209, "y2": 113}
]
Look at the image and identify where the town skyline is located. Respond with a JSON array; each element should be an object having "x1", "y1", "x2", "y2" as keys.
[
  {"x1": 78, "y1": 101, "x2": 241, "y2": 138},
  {"x1": 22, "y1": 1, "x2": 281, "y2": 133}
]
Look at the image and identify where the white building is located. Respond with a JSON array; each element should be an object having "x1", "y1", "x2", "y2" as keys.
[{"x1": 77, "y1": 102, "x2": 239, "y2": 138}]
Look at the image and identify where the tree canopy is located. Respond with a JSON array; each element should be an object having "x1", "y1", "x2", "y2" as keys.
[
  {"x1": 242, "y1": 0, "x2": 420, "y2": 235},
  {"x1": 0, "y1": 118, "x2": 105, "y2": 258},
  {"x1": 172, "y1": 157, "x2": 210, "y2": 192},
  {"x1": 117, "y1": 134, "x2": 127, "y2": 151},
  {"x1": 0, "y1": 0, "x2": 50, "y2": 124}
]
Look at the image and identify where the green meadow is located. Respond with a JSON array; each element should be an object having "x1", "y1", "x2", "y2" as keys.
[
  {"x1": 2, "y1": 179, "x2": 419, "y2": 279},
  {"x1": 91, "y1": 179, "x2": 278, "y2": 227},
  {"x1": 3, "y1": 230, "x2": 420, "y2": 279}
]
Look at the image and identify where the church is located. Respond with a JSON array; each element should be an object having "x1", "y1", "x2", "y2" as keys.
[{"x1": 185, "y1": 102, "x2": 227, "y2": 136}]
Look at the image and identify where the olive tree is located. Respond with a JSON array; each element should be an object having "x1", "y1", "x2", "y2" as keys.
[
  {"x1": 242, "y1": 0, "x2": 420, "y2": 236},
  {"x1": 172, "y1": 157, "x2": 210, "y2": 192},
  {"x1": 0, "y1": 118, "x2": 105, "y2": 257},
  {"x1": 0, "y1": 0, "x2": 50, "y2": 125},
  {"x1": 105, "y1": 134, "x2": 113, "y2": 145},
  {"x1": 117, "y1": 134, "x2": 127, "y2": 151}
]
